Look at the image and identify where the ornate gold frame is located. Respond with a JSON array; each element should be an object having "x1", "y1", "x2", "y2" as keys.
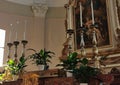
[{"x1": 73, "y1": 0, "x2": 114, "y2": 51}]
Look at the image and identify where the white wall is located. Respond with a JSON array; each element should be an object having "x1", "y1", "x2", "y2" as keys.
[{"x1": 0, "y1": 1, "x2": 66, "y2": 71}]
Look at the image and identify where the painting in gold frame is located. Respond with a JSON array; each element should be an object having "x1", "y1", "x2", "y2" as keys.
[{"x1": 74, "y1": 0, "x2": 112, "y2": 50}]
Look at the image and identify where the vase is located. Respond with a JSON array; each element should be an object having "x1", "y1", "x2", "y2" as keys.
[{"x1": 80, "y1": 83, "x2": 88, "y2": 85}]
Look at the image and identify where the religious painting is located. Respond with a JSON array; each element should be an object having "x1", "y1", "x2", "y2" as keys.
[{"x1": 74, "y1": 0, "x2": 112, "y2": 49}]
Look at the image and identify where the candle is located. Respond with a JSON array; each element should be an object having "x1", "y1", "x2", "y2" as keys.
[
  {"x1": 15, "y1": 21, "x2": 19, "y2": 40},
  {"x1": 80, "y1": 2, "x2": 82, "y2": 27},
  {"x1": 91, "y1": 0, "x2": 95, "y2": 25},
  {"x1": 69, "y1": 6, "x2": 73, "y2": 29},
  {"x1": 15, "y1": 31, "x2": 18, "y2": 41},
  {"x1": 9, "y1": 24, "x2": 12, "y2": 42},
  {"x1": 24, "y1": 20, "x2": 27, "y2": 40},
  {"x1": 67, "y1": 7, "x2": 70, "y2": 29}
]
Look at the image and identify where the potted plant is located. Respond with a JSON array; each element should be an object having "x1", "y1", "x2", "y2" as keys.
[
  {"x1": 73, "y1": 58, "x2": 100, "y2": 85},
  {"x1": 29, "y1": 49, "x2": 55, "y2": 70},
  {"x1": 56, "y1": 52, "x2": 79, "y2": 77},
  {"x1": 6, "y1": 55, "x2": 28, "y2": 80}
]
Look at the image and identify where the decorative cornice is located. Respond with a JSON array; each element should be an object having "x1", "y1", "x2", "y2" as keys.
[{"x1": 31, "y1": 3, "x2": 48, "y2": 17}]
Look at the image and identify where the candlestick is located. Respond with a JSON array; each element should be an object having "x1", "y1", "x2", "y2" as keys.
[
  {"x1": 21, "y1": 40, "x2": 28, "y2": 57},
  {"x1": 7, "y1": 43, "x2": 13, "y2": 60},
  {"x1": 92, "y1": 30, "x2": 97, "y2": 45},
  {"x1": 13, "y1": 41, "x2": 19, "y2": 64},
  {"x1": 92, "y1": 30, "x2": 98, "y2": 56},
  {"x1": 91, "y1": 0, "x2": 95, "y2": 25},
  {"x1": 68, "y1": 34, "x2": 72, "y2": 54},
  {"x1": 80, "y1": 31, "x2": 86, "y2": 57},
  {"x1": 24, "y1": 20, "x2": 27, "y2": 40},
  {"x1": 80, "y1": 31, "x2": 85, "y2": 47},
  {"x1": 80, "y1": 2, "x2": 82, "y2": 27}
]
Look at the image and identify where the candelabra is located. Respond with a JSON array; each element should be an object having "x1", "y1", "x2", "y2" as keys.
[
  {"x1": 21, "y1": 40, "x2": 28, "y2": 57},
  {"x1": 13, "y1": 41, "x2": 19, "y2": 64},
  {"x1": 7, "y1": 43, "x2": 13, "y2": 60},
  {"x1": 7, "y1": 40, "x2": 28, "y2": 64}
]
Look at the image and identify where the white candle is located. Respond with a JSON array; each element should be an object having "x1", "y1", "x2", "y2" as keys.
[
  {"x1": 80, "y1": 2, "x2": 82, "y2": 27},
  {"x1": 69, "y1": 6, "x2": 73, "y2": 29},
  {"x1": 67, "y1": 7, "x2": 70, "y2": 29},
  {"x1": 15, "y1": 21, "x2": 19, "y2": 40},
  {"x1": 15, "y1": 31, "x2": 18, "y2": 41},
  {"x1": 91, "y1": 0, "x2": 95, "y2": 24},
  {"x1": 9, "y1": 24, "x2": 12, "y2": 42},
  {"x1": 24, "y1": 20, "x2": 27, "y2": 40}
]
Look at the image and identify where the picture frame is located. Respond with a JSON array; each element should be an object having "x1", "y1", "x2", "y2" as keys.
[{"x1": 74, "y1": 0, "x2": 113, "y2": 50}]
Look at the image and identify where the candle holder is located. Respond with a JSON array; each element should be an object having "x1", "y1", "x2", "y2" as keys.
[
  {"x1": 66, "y1": 29, "x2": 74, "y2": 54},
  {"x1": 13, "y1": 41, "x2": 19, "y2": 64},
  {"x1": 92, "y1": 30, "x2": 98, "y2": 56},
  {"x1": 21, "y1": 40, "x2": 28, "y2": 57},
  {"x1": 91, "y1": 30, "x2": 101, "y2": 68},
  {"x1": 7, "y1": 43, "x2": 13, "y2": 60},
  {"x1": 80, "y1": 31, "x2": 86, "y2": 57},
  {"x1": 67, "y1": 29, "x2": 74, "y2": 34},
  {"x1": 68, "y1": 34, "x2": 73, "y2": 54}
]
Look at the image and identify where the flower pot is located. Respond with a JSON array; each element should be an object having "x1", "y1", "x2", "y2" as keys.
[
  {"x1": 39, "y1": 65, "x2": 45, "y2": 70},
  {"x1": 66, "y1": 70, "x2": 73, "y2": 77},
  {"x1": 12, "y1": 75, "x2": 19, "y2": 81},
  {"x1": 44, "y1": 65, "x2": 49, "y2": 70},
  {"x1": 39, "y1": 65, "x2": 49, "y2": 70},
  {"x1": 80, "y1": 83, "x2": 88, "y2": 85}
]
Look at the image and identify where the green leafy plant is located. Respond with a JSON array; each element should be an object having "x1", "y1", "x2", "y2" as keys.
[
  {"x1": 29, "y1": 49, "x2": 55, "y2": 70},
  {"x1": 56, "y1": 52, "x2": 79, "y2": 71},
  {"x1": 73, "y1": 58, "x2": 100, "y2": 83},
  {"x1": 7, "y1": 55, "x2": 28, "y2": 75}
]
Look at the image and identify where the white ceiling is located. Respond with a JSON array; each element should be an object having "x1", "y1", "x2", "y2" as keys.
[{"x1": 6, "y1": 0, "x2": 69, "y2": 7}]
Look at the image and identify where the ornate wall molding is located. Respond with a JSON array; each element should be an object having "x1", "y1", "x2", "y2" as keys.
[{"x1": 31, "y1": 3, "x2": 48, "y2": 17}]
